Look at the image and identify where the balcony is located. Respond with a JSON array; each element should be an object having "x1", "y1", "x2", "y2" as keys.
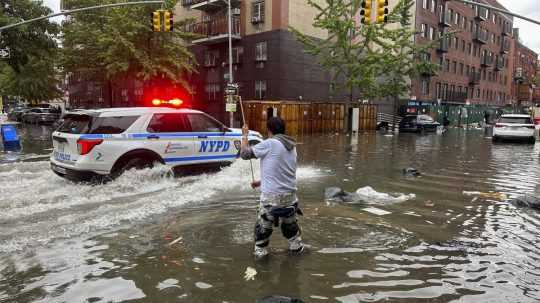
[
  {"x1": 500, "y1": 38, "x2": 510, "y2": 54},
  {"x1": 473, "y1": 28, "x2": 488, "y2": 44},
  {"x1": 437, "y1": 38, "x2": 449, "y2": 53},
  {"x1": 494, "y1": 56, "x2": 504, "y2": 71},
  {"x1": 439, "y1": 11, "x2": 451, "y2": 27},
  {"x1": 469, "y1": 72, "x2": 481, "y2": 85},
  {"x1": 182, "y1": 0, "x2": 240, "y2": 12},
  {"x1": 481, "y1": 54, "x2": 493, "y2": 67},
  {"x1": 502, "y1": 22, "x2": 512, "y2": 36},
  {"x1": 475, "y1": 6, "x2": 488, "y2": 21},
  {"x1": 448, "y1": 92, "x2": 468, "y2": 104},
  {"x1": 185, "y1": 15, "x2": 241, "y2": 45}
]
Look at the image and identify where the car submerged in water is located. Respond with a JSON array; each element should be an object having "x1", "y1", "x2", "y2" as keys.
[
  {"x1": 399, "y1": 114, "x2": 441, "y2": 133},
  {"x1": 50, "y1": 107, "x2": 263, "y2": 182}
]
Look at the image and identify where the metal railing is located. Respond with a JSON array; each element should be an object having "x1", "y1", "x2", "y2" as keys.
[{"x1": 185, "y1": 15, "x2": 240, "y2": 38}]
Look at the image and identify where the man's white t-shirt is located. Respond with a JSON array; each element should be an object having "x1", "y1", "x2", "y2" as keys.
[{"x1": 252, "y1": 138, "x2": 297, "y2": 195}]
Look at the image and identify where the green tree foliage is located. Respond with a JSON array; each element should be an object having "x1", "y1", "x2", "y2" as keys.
[
  {"x1": 0, "y1": 0, "x2": 62, "y2": 102},
  {"x1": 291, "y1": 0, "x2": 440, "y2": 103},
  {"x1": 61, "y1": 0, "x2": 197, "y2": 91}
]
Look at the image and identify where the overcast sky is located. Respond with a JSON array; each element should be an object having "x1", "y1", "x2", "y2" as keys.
[{"x1": 42, "y1": 0, "x2": 540, "y2": 53}]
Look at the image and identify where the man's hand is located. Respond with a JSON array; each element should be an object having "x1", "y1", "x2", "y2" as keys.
[
  {"x1": 242, "y1": 124, "x2": 249, "y2": 137},
  {"x1": 251, "y1": 180, "x2": 261, "y2": 189}
]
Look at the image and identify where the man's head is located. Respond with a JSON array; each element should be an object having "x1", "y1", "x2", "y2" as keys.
[{"x1": 267, "y1": 116, "x2": 285, "y2": 137}]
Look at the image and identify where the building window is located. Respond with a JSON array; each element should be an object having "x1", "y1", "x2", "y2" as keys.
[
  {"x1": 255, "y1": 80, "x2": 267, "y2": 99},
  {"x1": 430, "y1": 0, "x2": 436, "y2": 12},
  {"x1": 422, "y1": 0, "x2": 428, "y2": 9},
  {"x1": 459, "y1": 63, "x2": 464, "y2": 75},
  {"x1": 255, "y1": 41, "x2": 267, "y2": 61},
  {"x1": 429, "y1": 26, "x2": 435, "y2": 40},
  {"x1": 252, "y1": 1, "x2": 265, "y2": 24},
  {"x1": 436, "y1": 82, "x2": 441, "y2": 99},
  {"x1": 205, "y1": 83, "x2": 220, "y2": 101},
  {"x1": 444, "y1": 59, "x2": 450, "y2": 72},
  {"x1": 421, "y1": 79, "x2": 430, "y2": 95},
  {"x1": 421, "y1": 24, "x2": 427, "y2": 38},
  {"x1": 443, "y1": 83, "x2": 449, "y2": 100},
  {"x1": 454, "y1": 37, "x2": 459, "y2": 49},
  {"x1": 204, "y1": 50, "x2": 219, "y2": 67},
  {"x1": 466, "y1": 65, "x2": 470, "y2": 76},
  {"x1": 455, "y1": 13, "x2": 459, "y2": 25},
  {"x1": 476, "y1": 88, "x2": 480, "y2": 98},
  {"x1": 461, "y1": 39, "x2": 466, "y2": 52},
  {"x1": 452, "y1": 61, "x2": 457, "y2": 73}
]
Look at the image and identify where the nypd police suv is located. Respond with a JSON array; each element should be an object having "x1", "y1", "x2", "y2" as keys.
[{"x1": 50, "y1": 107, "x2": 263, "y2": 182}]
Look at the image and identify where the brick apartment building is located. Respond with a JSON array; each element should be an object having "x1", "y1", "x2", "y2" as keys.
[
  {"x1": 66, "y1": 0, "x2": 538, "y2": 126},
  {"x1": 410, "y1": 0, "x2": 516, "y2": 108},
  {"x1": 511, "y1": 29, "x2": 538, "y2": 106},
  {"x1": 176, "y1": 0, "x2": 352, "y2": 123}
]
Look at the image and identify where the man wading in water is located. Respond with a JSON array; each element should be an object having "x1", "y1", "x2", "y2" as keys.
[{"x1": 240, "y1": 117, "x2": 305, "y2": 258}]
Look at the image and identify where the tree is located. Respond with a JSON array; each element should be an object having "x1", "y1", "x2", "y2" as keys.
[
  {"x1": 61, "y1": 0, "x2": 197, "y2": 105},
  {"x1": 290, "y1": 0, "x2": 382, "y2": 103},
  {"x1": 291, "y1": 0, "x2": 440, "y2": 130},
  {"x1": 0, "y1": 0, "x2": 62, "y2": 103},
  {"x1": 373, "y1": 0, "x2": 441, "y2": 130}
]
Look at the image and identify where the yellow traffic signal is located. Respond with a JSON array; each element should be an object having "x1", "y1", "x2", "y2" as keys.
[
  {"x1": 360, "y1": 0, "x2": 372, "y2": 24},
  {"x1": 152, "y1": 10, "x2": 161, "y2": 32},
  {"x1": 163, "y1": 10, "x2": 173, "y2": 32},
  {"x1": 376, "y1": 0, "x2": 389, "y2": 24}
]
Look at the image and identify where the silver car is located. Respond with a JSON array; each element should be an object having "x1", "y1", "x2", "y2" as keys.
[{"x1": 22, "y1": 108, "x2": 61, "y2": 124}]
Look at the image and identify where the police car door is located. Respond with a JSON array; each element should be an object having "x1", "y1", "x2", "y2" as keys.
[
  {"x1": 186, "y1": 113, "x2": 235, "y2": 164},
  {"x1": 146, "y1": 113, "x2": 194, "y2": 167}
]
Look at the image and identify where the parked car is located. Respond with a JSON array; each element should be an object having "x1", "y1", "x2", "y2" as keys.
[
  {"x1": 399, "y1": 114, "x2": 440, "y2": 133},
  {"x1": 492, "y1": 114, "x2": 535, "y2": 143},
  {"x1": 21, "y1": 108, "x2": 60, "y2": 124},
  {"x1": 7, "y1": 107, "x2": 29, "y2": 122}
]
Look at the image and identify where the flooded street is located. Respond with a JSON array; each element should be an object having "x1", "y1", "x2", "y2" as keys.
[{"x1": 1, "y1": 125, "x2": 540, "y2": 302}]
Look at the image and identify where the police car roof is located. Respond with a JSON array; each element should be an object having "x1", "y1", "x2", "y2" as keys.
[{"x1": 68, "y1": 107, "x2": 202, "y2": 117}]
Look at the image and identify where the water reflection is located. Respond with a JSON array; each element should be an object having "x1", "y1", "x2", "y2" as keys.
[{"x1": 1, "y1": 129, "x2": 540, "y2": 302}]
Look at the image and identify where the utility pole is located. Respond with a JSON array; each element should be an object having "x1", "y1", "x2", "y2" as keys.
[
  {"x1": 452, "y1": 0, "x2": 540, "y2": 26},
  {"x1": 0, "y1": 1, "x2": 164, "y2": 32},
  {"x1": 227, "y1": 0, "x2": 234, "y2": 128}
]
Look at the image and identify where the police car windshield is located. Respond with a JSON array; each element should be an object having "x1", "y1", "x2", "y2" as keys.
[{"x1": 58, "y1": 114, "x2": 139, "y2": 134}]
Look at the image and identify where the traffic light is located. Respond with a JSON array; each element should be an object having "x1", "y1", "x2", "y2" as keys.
[
  {"x1": 163, "y1": 10, "x2": 173, "y2": 32},
  {"x1": 152, "y1": 10, "x2": 161, "y2": 32},
  {"x1": 360, "y1": 0, "x2": 372, "y2": 24},
  {"x1": 376, "y1": 0, "x2": 389, "y2": 24}
]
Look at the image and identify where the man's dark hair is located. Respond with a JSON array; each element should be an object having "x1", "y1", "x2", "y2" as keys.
[{"x1": 267, "y1": 116, "x2": 285, "y2": 135}]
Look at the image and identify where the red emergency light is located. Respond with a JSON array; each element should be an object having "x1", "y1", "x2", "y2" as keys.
[{"x1": 151, "y1": 98, "x2": 184, "y2": 107}]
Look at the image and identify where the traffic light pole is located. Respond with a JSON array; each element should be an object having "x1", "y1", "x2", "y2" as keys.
[
  {"x1": 227, "y1": 0, "x2": 234, "y2": 128},
  {"x1": 0, "y1": 1, "x2": 164, "y2": 32},
  {"x1": 452, "y1": 0, "x2": 540, "y2": 26}
]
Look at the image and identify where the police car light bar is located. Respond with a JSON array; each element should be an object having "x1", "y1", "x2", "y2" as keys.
[{"x1": 152, "y1": 98, "x2": 184, "y2": 107}]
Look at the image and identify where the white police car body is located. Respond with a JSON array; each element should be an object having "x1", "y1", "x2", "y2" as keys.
[{"x1": 50, "y1": 107, "x2": 263, "y2": 182}]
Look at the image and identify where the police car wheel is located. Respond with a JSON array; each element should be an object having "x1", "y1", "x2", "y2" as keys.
[{"x1": 111, "y1": 157, "x2": 154, "y2": 179}]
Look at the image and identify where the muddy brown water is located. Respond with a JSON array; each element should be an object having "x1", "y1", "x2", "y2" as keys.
[{"x1": 1, "y1": 126, "x2": 540, "y2": 302}]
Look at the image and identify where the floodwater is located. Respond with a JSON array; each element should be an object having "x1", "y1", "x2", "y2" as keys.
[{"x1": 1, "y1": 124, "x2": 540, "y2": 302}]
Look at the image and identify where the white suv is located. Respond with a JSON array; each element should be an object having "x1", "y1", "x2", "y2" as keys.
[
  {"x1": 492, "y1": 114, "x2": 536, "y2": 144},
  {"x1": 50, "y1": 107, "x2": 263, "y2": 182}
]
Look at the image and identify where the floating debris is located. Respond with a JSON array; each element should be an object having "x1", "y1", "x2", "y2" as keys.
[
  {"x1": 403, "y1": 168, "x2": 421, "y2": 177},
  {"x1": 168, "y1": 236, "x2": 183, "y2": 246},
  {"x1": 424, "y1": 200, "x2": 435, "y2": 207},
  {"x1": 192, "y1": 257, "x2": 205, "y2": 264},
  {"x1": 244, "y1": 266, "x2": 258, "y2": 281},
  {"x1": 157, "y1": 278, "x2": 181, "y2": 290},
  {"x1": 195, "y1": 282, "x2": 213, "y2": 289},
  {"x1": 463, "y1": 191, "x2": 507, "y2": 201},
  {"x1": 362, "y1": 207, "x2": 391, "y2": 216}
]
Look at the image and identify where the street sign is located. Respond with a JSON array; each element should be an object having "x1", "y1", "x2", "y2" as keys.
[
  {"x1": 0, "y1": 48, "x2": 10, "y2": 59},
  {"x1": 226, "y1": 103, "x2": 237, "y2": 112}
]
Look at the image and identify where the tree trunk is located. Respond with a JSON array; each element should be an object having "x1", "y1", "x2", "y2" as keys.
[{"x1": 392, "y1": 94, "x2": 398, "y2": 132}]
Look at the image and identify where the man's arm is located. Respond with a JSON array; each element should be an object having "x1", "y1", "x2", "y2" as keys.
[{"x1": 240, "y1": 124, "x2": 256, "y2": 160}]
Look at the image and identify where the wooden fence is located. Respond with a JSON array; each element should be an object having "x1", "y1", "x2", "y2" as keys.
[{"x1": 242, "y1": 101, "x2": 346, "y2": 136}]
